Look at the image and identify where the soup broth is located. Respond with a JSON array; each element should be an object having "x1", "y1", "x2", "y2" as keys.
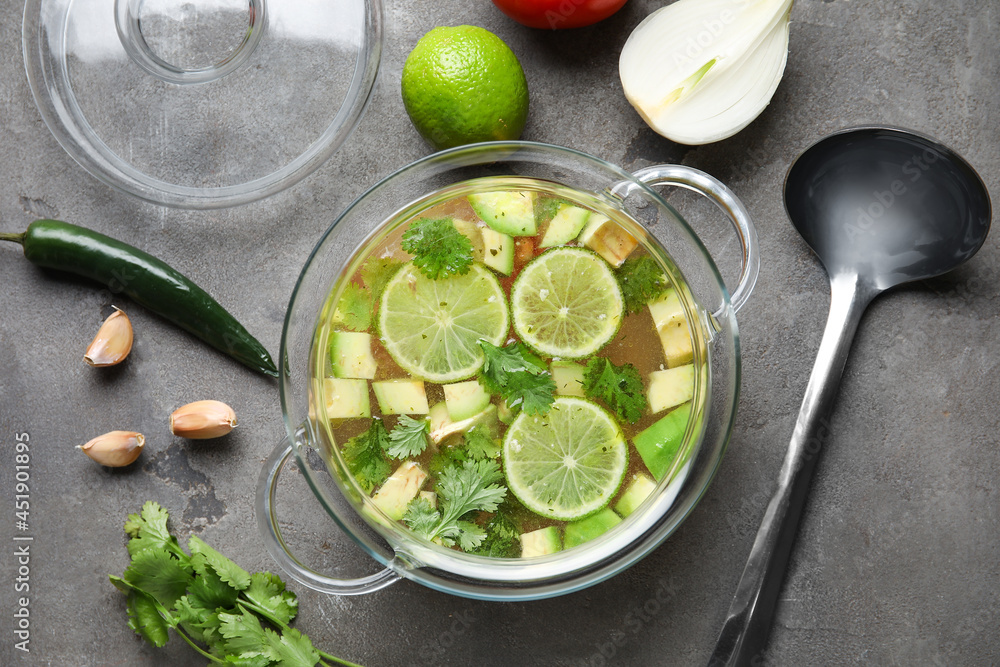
[{"x1": 313, "y1": 177, "x2": 706, "y2": 559}]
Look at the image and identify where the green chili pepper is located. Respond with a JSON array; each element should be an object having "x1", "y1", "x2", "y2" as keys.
[{"x1": 1, "y1": 220, "x2": 277, "y2": 377}]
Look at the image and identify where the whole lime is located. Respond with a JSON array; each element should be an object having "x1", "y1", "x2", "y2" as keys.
[{"x1": 401, "y1": 26, "x2": 529, "y2": 151}]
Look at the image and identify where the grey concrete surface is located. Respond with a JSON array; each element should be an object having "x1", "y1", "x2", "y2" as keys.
[{"x1": 1, "y1": 0, "x2": 998, "y2": 665}]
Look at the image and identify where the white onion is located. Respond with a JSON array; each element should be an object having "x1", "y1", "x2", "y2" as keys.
[{"x1": 619, "y1": 0, "x2": 794, "y2": 145}]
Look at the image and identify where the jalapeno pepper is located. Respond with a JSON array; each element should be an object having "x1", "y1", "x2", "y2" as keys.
[{"x1": 1, "y1": 220, "x2": 277, "y2": 377}]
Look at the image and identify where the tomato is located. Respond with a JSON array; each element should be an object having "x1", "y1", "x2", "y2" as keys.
[{"x1": 491, "y1": 0, "x2": 629, "y2": 29}]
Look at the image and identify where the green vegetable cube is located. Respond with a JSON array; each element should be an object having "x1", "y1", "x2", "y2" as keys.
[
  {"x1": 371, "y1": 461, "x2": 428, "y2": 521},
  {"x1": 520, "y1": 526, "x2": 563, "y2": 557},
  {"x1": 563, "y1": 509, "x2": 622, "y2": 549},
  {"x1": 633, "y1": 402, "x2": 691, "y2": 480},
  {"x1": 647, "y1": 364, "x2": 695, "y2": 414},
  {"x1": 330, "y1": 331, "x2": 377, "y2": 379},
  {"x1": 578, "y1": 214, "x2": 638, "y2": 267},
  {"x1": 468, "y1": 191, "x2": 538, "y2": 236},
  {"x1": 324, "y1": 378, "x2": 371, "y2": 419},
  {"x1": 482, "y1": 228, "x2": 515, "y2": 275},
  {"x1": 614, "y1": 473, "x2": 657, "y2": 518},
  {"x1": 443, "y1": 380, "x2": 492, "y2": 421},
  {"x1": 550, "y1": 360, "x2": 586, "y2": 397},
  {"x1": 540, "y1": 204, "x2": 590, "y2": 248},
  {"x1": 372, "y1": 379, "x2": 429, "y2": 415}
]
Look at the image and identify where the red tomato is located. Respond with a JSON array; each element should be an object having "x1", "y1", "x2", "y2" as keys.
[{"x1": 491, "y1": 0, "x2": 629, "y2": 29}]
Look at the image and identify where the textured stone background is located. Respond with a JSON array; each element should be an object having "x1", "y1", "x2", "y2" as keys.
[{"x1": 1, "y1": 0, "x2": 998, "y2": 665}]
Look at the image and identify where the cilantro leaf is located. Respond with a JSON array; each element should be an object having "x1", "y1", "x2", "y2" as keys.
[
  {"x1": 386, "y1": 415, "x2": 430, "y2": 459},
  {"x1": 243, "y1": 573, "x2": 298, "y2": 626},
  {"x1": 361, "y1": 257, "x2": 403, "y2": 304},
  {"x1": 401, "y1": 218, "x2": 474, "y2": 280},
  {"x1": 464, "y1": 424, "x2": 499, "y2": 460},
  {"x1": 124, "y1": 501, "x2": 189, "y2": 562},
  {"x1": 269, "y1": 627, "x2": 323, "y2": 666},
  {"x1": 123, "y1": 549, "x2": 194, "y2": 609},
  {"x1": 331, "y1": 282, "x2": 371, "y2": 331},
  {"x1": 189, "y1": 535, "x2": 252, "y2": 591},
  {"x1": 402, "y1": 497, "x2": 441, "y2": 536},
  {"x1": 187, "y1": 555, "x2": 239, "y2": 611},
  {"x1": 474, "y1": 501, "x2": 521, "y2": 558},
  {"x1": 113, "y1": 503, "x2": 352, "y2": 666},
  {"x1": 126, "y1": 588, "x2": 171, "y2": 648},
  {"x1": 478, "y1": 340, "x2": 555, "y2": 416},
  {"x1": 616, "y1": 255, "x2": 669, "y2": 315},
  {"x1": 583, "y1": 357, "x2": 648, "y2": 424},
  {"x1": 174, "y1": 594, "x2": 224, "y2": 649},
  {"x1": 219, "y1": 607, "x2": 271, "y2": 660},
  {"x1": 343, "y1": 420, "x2": 392, "y2": 492},
  {"x1": 404, "y1": 459, "x2": 507, "y2": 551}
]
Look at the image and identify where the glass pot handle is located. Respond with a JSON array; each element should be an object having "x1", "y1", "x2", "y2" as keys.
[
  {"x1": 255, "y1": 433, "x2": 400, "y2": 595},
  {"x1": 632, "y1": 165, "x2": 760, "y2": 314}
]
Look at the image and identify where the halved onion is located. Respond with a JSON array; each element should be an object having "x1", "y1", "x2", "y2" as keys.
[{"x1": 619, "y1": 0, "x2": 794, "y2": 145}]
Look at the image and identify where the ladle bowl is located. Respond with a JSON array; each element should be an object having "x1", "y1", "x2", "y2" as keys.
[{"x1": 709, "y1": 126, "x2": 991, "y2": 666}]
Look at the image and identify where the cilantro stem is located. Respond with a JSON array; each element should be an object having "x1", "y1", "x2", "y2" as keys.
[
  {"x1": 238, "y1": 598, "x2": 365, "y2": 667},
  {"x1": 173, "y1": 625, "x2": 226, "y2": 664}
]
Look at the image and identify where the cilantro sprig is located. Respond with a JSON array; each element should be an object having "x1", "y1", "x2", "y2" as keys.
[
  {"x1": 401, "y1": 218, "x2": 474, "y2": 280},
  {"x1": 386, "y1": 415, "x2": 430, "y2": 459},
  {"x1": 583, "y1": 357, "x2": 648, "y2": 424},
  {"x1": 478, "y1": 340, "x2": 556, "y2": 416},
  {"x1": 616, "y1": 255, "x2": 669, "y2": 315},
  {"x1": 342, "y1": 420, "x2": 392, "y2": 493},
  {"x1": 403, "y1": 459, "x2": 508, "y2": 551},
  {"x1": 111, "y1": 502, "x2": 361, "y2": 667}
]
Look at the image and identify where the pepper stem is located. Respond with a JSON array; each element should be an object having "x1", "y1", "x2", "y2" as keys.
[{"x1": 0, "y1": 231, "x2": 26, "y2": 245}]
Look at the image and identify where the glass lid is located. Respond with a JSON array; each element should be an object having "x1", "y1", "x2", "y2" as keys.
[{"x1": 22, "y1": 0, "x2": 383, "y2": 208}]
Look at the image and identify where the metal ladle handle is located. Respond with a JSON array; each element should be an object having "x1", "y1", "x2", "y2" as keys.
[
  {"x1": 708, "y1": 273, "x2": 875, "y2": 666},
  {"x1": 632, "y1": 164, "x2": 760, "y2": 314},
  {"x1": 255, "y1": 433, "x2": 400, "y2": 595}
]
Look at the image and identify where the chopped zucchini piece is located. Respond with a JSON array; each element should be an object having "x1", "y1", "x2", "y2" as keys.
[
  {"x1": 482, "y1": 228, "x2": 515, "y2": 275},
  {"x1": 563, "y1": 509, "x2": 622, "y2": 549},
  {"x1": 647, "y1": 365, "x2": 695, "y2": 414},
  {"x1": 468, "y1": 191, "x2": 538, "y2": 236},
  {"x1": 443, "y1": 380, "x2": 492, "y2": 422},
  {"x1": 330, "y1": 331, "x2": 377, "y2": 379},
  {"x1": 372, "y1": 379, "x2": 429, "y2": 415},
  {"x1": 540, "y1": 204, "x2": 590, "y2": 247},
  {"x1": 578, "y1": 214, "x2": 638, "y2": 267},
  {"x1": 550, "y1": 360, "x2": 586, "y2": 397},
  {"x1": 324, "y1": 378, "x2": 370, "y2": 419},
  {"x1": 614, "y1": 473, "x2": 657, "y2": 517},
  {"x1": 520, "y1": 526, "x2": 563, "y2": 557},
  {"x1": 371, "y1": 461, "x2": 428, "y2": 521},
  {"x1": 633, "y1": 403, "x2": 691, "y2": 480}
]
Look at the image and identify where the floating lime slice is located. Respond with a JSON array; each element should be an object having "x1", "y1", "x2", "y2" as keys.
[
  {"x1": 510, "y1": 247, "x2": 623, "y2": 358},
  {"x1": 502, "y1": 397, "x2": 628, "y2": 521},
  {"x1": 379, "y1": 263, "x2": 509, "y2": 383}
]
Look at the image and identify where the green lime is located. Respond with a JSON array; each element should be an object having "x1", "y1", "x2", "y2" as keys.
[
  {"x1": 379, "y1": 262, "x2": 509, "y2": 383},
  {"x1": 401, "y1": 25, "x2": 529, "y2": 151},
  {"x1": 511, "y1": 247, "x2": 624, "y2": 358},
  {"x1": 502, "y1": 397, "x2": 628, "y2": 521}
]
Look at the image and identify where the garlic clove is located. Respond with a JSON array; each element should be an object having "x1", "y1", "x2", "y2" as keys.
[
  {"x1": 170, "y1": 400, "x2": 237, "y2": 439},
  {"x1": 85, "y1": 307, "x2": 134, "y2": 367},
  {"x1": 77, "y1": 430, "x2": 145, "y2": 467}
]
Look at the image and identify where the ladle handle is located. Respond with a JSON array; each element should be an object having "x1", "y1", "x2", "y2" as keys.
[
  {"x1": 255, "y1": 434, "x2": 401, "y2": 595},
  {"x1": 708, "y1": 274, "x2": 875, "y2": 666},
  {"x1": 632, "y1": 165, "x2": 760, "y2": 314}
]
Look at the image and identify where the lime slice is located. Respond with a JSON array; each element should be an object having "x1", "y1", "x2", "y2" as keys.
[
  {"x1": 379, "y1": 262, "x2": 509, "y2": 383},
  {"x1": 503, "y1": 397, "x2": 628, "y2": 521},
  {"x1": 511, "y1": 247, "x2": 623, "y2": 358}
]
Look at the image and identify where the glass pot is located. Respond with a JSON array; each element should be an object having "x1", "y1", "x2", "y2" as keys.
[{"x1": 256, "y1": 142, "x2": 759, "y2": 601}]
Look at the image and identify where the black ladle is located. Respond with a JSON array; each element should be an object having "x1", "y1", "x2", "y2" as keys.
[{"x1": 709, "y1": 127, "x2": 992, "y2": 666}]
